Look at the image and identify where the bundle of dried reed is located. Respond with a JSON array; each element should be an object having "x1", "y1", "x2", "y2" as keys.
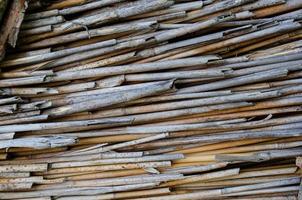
[{"x1": 0, "y1": 0, "x2": 302, "y2": 199}]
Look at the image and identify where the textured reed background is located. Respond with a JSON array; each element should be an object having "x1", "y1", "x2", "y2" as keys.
[{"x1": 0, "y1": 0, "x2": 302, "y2": 199}]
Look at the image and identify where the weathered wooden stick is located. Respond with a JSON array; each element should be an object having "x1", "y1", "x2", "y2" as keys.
[
  {"x1": 19, "y1": 25, "x2": 53, "y2": 36},
  {"x1": 58, "y1": 0, "x2": 126, "y2": 15},
  {"x1": 50, "y1": 153, "x2": 183, "y2": 168},
  {"x1": 21, "y1": 16, "x2": 65, "y2": 30},
  {"x1": 43, "y1": 161, "x2": 171, "y2": 174},
  {"x1": 45, "y1": 80, "x2": 173, "y2": 117},
  {"x1": 0, "y1": 182, "x2": 159, "y2": 199},
  {"x1": 1, "y1": 39, "x2": 116, "y2": 67},
  {"x1": 65, "y1": 133, "x2": 169, "y2": 156},
  {"x1": 0, "y1": 136, "x2": 77, "y2": 149},
  {"x1": 58, "y1": 188, "x2": 170, "y2": 200},
  {"x1": 25, "y1": 21, "x2": 158, "y2": 49},
  {"x1": 161, "y1": 168, "x2": 240, "y2": 187}
]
